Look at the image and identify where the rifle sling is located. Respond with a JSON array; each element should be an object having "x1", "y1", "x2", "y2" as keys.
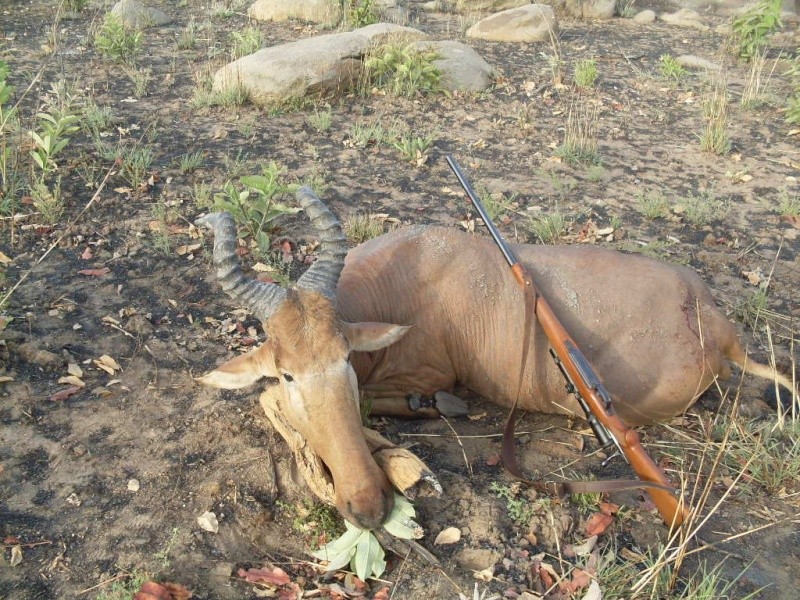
[{"x1": 500, "y1": 266, "x2": 673, "y2": 497}]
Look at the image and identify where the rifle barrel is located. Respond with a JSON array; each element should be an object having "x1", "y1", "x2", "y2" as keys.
[{"x1": 445, "y1": 156, "x2": 517, "y2": 268}]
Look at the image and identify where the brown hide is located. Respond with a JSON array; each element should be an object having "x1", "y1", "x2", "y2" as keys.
[{"x1": 338, "y1": 226, "x2": 744, "y2": 426}]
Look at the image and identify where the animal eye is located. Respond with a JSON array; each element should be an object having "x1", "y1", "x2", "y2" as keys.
[{"x1": 282, "y1": 373, "x2": 294, "y2": 383}]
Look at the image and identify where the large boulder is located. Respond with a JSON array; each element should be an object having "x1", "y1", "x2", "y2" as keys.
[
  {"x1": 213, "y1": 23, "x2": 426, "y2": 107},
  {"x1": 248, "y1": 0, "x2": 342, "y2": 27},
  {"x1": 110, "y1": 0, "x2": 171, "y2": 29},
  {"x1": 466, "y1": 4, "x2": 557, "y2": 43},
  {"x1": 414, "y1": 40, "x2": 495, "y2": 92},
  {"x1": 451, "y1": 0, "x2": 530, "y2": 11}
]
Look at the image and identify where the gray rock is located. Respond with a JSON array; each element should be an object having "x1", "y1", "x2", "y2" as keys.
[
  {"x1": 676, "y1": 55, "x2": 722, "y2": 72},
  {"x1": 660, "y1": 8, "x2": 709, "y2": 31},
  {"x1": 248, "y1": 0, "x2": 341, "y2": 26},
  {"x1": 414, "y1": 40, "x2": 495, "y2": 92},
  {"x1": 551, "y1": 0, "x2": 615, "y2": 19},
  {"x1": 452, "y1": 0, "x2": 530, "y2": 11},
  {"x1": 213, "y1": 23, "x2": 426, "y2": 107},
  {"x1": 16, "y1": 342, "x2": 63, "y2": 370},
  {"x1": 466, "y1": 4, "x2": 557, "y2": 43},
  {"x1": 110, "y1": 0, "x2": 170, "y2": 29},
  {"x1": 632, "y1": 9, "x2": 656, "y2": 23}
]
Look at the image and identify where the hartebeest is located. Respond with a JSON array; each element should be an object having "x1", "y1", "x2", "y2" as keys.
[{"x1": 197, "y1": 187, "x2": 797, "y2": 530}]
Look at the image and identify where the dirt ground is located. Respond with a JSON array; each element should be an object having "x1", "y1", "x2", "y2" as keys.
[{"x1": 1, "y1": 1, "x2": 799, "y2": 599}]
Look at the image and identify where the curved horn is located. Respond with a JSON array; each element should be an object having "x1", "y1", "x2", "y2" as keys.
[
  {"x1": 295, "y1": 187, "x2": 348, "y2": 300},
  {"x1": 196, "y1": 212, "x2": 287, "y2": 322}
]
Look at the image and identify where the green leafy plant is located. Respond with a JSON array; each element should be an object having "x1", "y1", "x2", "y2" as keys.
[
  {"x1": 312, "y1": 495, "x2": 422, "y2": 581},
  {"x1": 28, "y1": 110, "x2": 78, "y2": 176},
  {"x1": 307, "y1": 107, "x2": 333, "y2": 133},
  {"x1": 119, "y1": 145, "x2": 153, "y2": 188},
  {"x1": 0, "y1": 60, "x2": 20, "y2": 210},
  {"x1": 574, "y1": 58, "x2": 598, "y2": 88},
  {"x1": 556, "y1": 101, "x2": 600, "y2": 165},
  {"x1": 699, "y1": 77, "x2": 730, "y2": 155},
  {"x1": 212, "y1": 162, "x2": 300, "y2": 258},
  {"x1": 659, "y1": 54, "x2": 688, "y2": 81},
  {"x1": 391, "y1": 132, "x2": 435, "y2": 165},
  {"x1": 94, "y1": 13, "x2": 142, "y2": 63},
  {"x1": 364, "y1": 43, "x2": 441, "y2": 96},
  {"x1": 277, "y1": 499, "x2": 345, "y2": 548},
  {"x1": 785, "y1": 51, "x2": 800, "y2": 124},
  {"x1": 528, "y1": 211, "x2": 568, "y2": 244},
  {"x1": 490, "y1": 482, "x2": 536, "y2": 525},
  {"x1": 681, "y1": 188, "x2": 729, "y2": 226},
  {"x1": 65, "y1": 0, "x2": 90, "y2": 11},
  {"x1": 94, "y1": 569, "x2": 149, "y2": 600},
  {"x1": 230, "y1": 26, "x2": 263, "y2": 59},
  {"x1": 344, "y1": 0, "x2": 378, "y2": 28},
  {"x1": 178, "y1": 150, "x2": 203, "y2": 174},
  {"x1": 344, "y1": 214, "x2": 385, "y2": 243},
  {"x1": 777, "y1": 188, "x2": 800, "y2": 217},
  {"x1": 731, "y1": 0, "x2": 782, "y2": 61},
  {"x1": 635, "y1": 189, "x2": 671, "y2": 219}
]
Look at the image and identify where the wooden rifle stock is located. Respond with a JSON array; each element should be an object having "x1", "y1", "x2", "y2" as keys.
[{"x1": 446, "y1": 156, "x2": 689, "y2": 527}]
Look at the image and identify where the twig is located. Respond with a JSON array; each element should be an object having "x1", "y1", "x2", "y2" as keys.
[
  {"x1": 77, "y1": 573, "x2": 129, "y2": 595},
  {"x1": 440, "y1": 416, "x2": 473, "y2": 479},
  {"x1": 397, "y1": 430, "x2": 534, "y2": 439}
]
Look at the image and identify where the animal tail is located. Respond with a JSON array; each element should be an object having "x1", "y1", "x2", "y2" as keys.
[{"x1": 727, "y1": 341, "x2": 798, "y2": 400}]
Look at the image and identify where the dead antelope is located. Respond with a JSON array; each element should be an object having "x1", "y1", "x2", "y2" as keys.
[{"x1": 197, "y1": 187, "x2": 797, "y2": 530}]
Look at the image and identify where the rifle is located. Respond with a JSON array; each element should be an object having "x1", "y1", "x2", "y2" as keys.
[{"x1": 445, "y1": 156, "x2": 688, "y2": 528}]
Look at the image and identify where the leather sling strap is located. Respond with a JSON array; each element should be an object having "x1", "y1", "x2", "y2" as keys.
[{"x1": 499, "y1": 268, "x2": 674, "y2": 496}]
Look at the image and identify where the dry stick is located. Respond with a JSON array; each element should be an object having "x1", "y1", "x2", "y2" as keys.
[
  {"x1": 0, "y1": 164, "x2": 114, "y2": 309},
  {"x1": 387, "y1": 548, "x2": 412, "y2": 600},
  {"x1": 397, "y1": 430, "x2": 536, "y2": 439},
  {"x1": 77, "y1": 573, "x2": 129, "y2": 595},
  {"x1": 440, "y1": 416, "x2": 473, "y2": 479}
]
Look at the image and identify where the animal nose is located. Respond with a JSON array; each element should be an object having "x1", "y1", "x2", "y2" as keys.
[{"x1": 340, "y1": 486, "x2": 393, "y2": 531}]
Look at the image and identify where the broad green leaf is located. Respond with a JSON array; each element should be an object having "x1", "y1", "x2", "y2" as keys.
[
  {"x1": 382, "y1": 516, "x2": 423, "y2": 540},
  {"x1": 352, "y1": 530, "x2": 376, "y2": 581}
]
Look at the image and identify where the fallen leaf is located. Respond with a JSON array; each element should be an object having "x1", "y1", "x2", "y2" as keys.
[
  {"x1": 485, "y1": 453, "x2": 501, "y2": 466},
  {"x1": 58, "y1": 375, "x2": 85, "y2": 388},
  {"x1": 134, "y1": 581, "x2": 191, "y2": 600},
  {"x1": 620, "y1": 547, "x2": 647, "y2": 563},
  {"x1": 434, "y1": 527, "x2": 461, "y2": 545},
  {"x1": 0, "y1": 376, "x2": 14, "y2": 383},
  {"x1": 581, "y1": 580, "x2": 602, "y2": 600},
  {"x1": 564, "y1": 568, "x2": 591, "y2": 593},
  {"x1": 373, "y1": 587, "x2": 390, "y2": 600},
  {"x1": 80, "y1": 247, "x2": 93, "y2": 260},
  {"x1": 78, "y1": 267, "x2": 110, "y2": 277},
  {"x1": 94, "y1": 354, "x2": 121, "y2": 375},
  {"x1": 176, "y1": 243, "x2": 201, "y2": 256},
  {"x1": 741, "y1": 269, "x2": 763, "y2": 286},
  {"x1": 0, "y1": 250, "x2": 12, "y2": 264},
  {"x1": 10, "y1": 545, "x2": 22, "y2": 566},
  {"x1": 49, "y1": 386, "x2": 81, "y2": 402},
  {"x1": 781, "y1": 214, "x2": 800, "y2": 229},
  {"x1": 584, "y1": 512, "x2": 614, "y2": 537},
  {"x1": 197, "y1": 511, "x2": 219, "y2": 533},
  {"x1": 67, "y1": 363, "x2": 83, "y2": 377},
  {"x1": 474, "y1": 566, "x2": 493, "y2": 581},
  {"x1": 599, "y1": 502, "x2": 619, "y2": 516},
  {"x1": 237, "y1": 566, "x2": 291, "y2": 586}
]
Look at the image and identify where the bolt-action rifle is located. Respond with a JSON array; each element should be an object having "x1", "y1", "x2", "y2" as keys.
[{"x1": 446, "y1": 156, "x2": 688, "y2": 527}]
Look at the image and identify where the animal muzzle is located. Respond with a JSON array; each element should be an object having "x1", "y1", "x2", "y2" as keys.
[{"x1": 333, "y1": 461, "x2": 394, "y2": 530}]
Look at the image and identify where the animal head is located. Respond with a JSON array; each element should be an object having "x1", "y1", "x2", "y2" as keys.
[{"x1": 195, "y1": 188, "x2": 409, "y2": 530}]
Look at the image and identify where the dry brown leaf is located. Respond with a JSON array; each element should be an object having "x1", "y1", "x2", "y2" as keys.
[
  {"x1": 0, "y1": 376, "x2": 14, "y2": 383},
  {"x1": 0, "y1": 250, "x2": 12, "y2": 264},
  {"x1": 197, "y1": 511, "x2": 219, "y2": 533},
  {"x1": 80, "y1": 247, "x2": 93, "y2": 260},
  {"x1": 58, "y1": 375, "x2": 85, "y2": 388},
  {"x1": 434, "y1": 526, "x2": 461, "y2": 545},
  {"x1": 134, "y1": 581, "x2": 192, "y2": 600},
  {"x1": 49, "y1": 386, "x2": 81, "y2": 402},
  {"x1": 10, "y1": 545, "x2": 22, "y2": 567},
  {"x1": 176, "y1": 243, "x2": 201, "y2": 256},
  {"x1": 67, "y1": 363, "x2": 83, "y2": 378},
  {"x1": 78, "y1": 267, "x2": 110, "y2": 277},
  {"x1": 599, "y1": 502, "x2": 619, "y2": 516},
  {"x1": 237, "y1": 566, "x2": 291, "y2": 586},
  {"x1": 781, "y1": 215, "x2": 800, "y2": 229},
  {"x1": 620, "y1": 547, "x2": 647, "y2": 563},
  {"x1": 94, "y1": 355, "x2": 121, "y2": 374},
  {"x1": 473, "y1": 566, "x2": 493, "y2": 581},
  {"x1": 584, "y1": 512, "x2": 614, "y2": 537}
]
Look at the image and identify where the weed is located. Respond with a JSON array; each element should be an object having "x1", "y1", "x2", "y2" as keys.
[
  {"x1": 0, "y1": 60, "x2": 19, "y2": 204},
  {"x1": 615, "y1": 0, "x2": 637, "y2": 18},
  {"x1": 122, "y1": 65, "x2": 151, "y2": 98},
  {"x1": 786, "y1": 95, "x2": 800, "y2": 125},
  {"x1": 81, "y1": 100, "x2": 114, "y2": 139},
  {"x1": 277, "y1": 499, "x2": 344, "y2": 548},
  {"x1": 741, "y1": 48, "x2": 775, "y2": 108},
  {"x1": 635, "y1": 189, "x2": 671, "y2": 219},
  {"x1": 344, "y1": 214, "x2": 385, "y2": 243},
  {"x1": 528, "y1": 211, "x2": 568, "y2": 243},
  {"x1": 480, "y1": 189, "x2": 514, "y2": 221},
  {"x1": 307, "y1": 107, "x2": 333, "y2": 133},
  {"x1": 212, "y1": 162, "x2": 299, "y2": 258},
  {"x1": 30, "y1": 177, "x2": 64, "y2": 224},
  {"x1": 221, "y1": 149, "x2": 248, "y2": 179},
  {"x1": 119, "y1": 145, "x2": 154, "y2": 189},
  {"x1": 574, "y1": 58, "x2": 598, "y2": 88},
  {"x1": 152, "y1": 528, "x2": 180, "y2": 569},
  {"x1": 681, "y1": 188, "x2": 729, "y2": 226},
  {"x1": 585, "y1": 164, "x2": 604, "y2": 183},
  {"x1": 94, "y1": 13, "x2": 142, "y2": 63},
  {"x1": 178, "y1": 150, "x2": 203, "y2": 174},
  {"x1": 190, "y1": 83, "x2": 248, "y2": 110},
  {"x1": 346, "y1": 120, "x2": 394, "y2": 147},
  {"x1": 176, "y1": 18, "x2": 198, "y2": 50},
  {"x1": 699, "y1": 76, "x2": 730, "y2": 155},
  {"x1": 193, "y1": 181, "x2": 213, "y2": 209},
  {"x1": 344, "y1": 0, "x2": 379, "y2": 28},
  {"x1": 392, "y1": 132, "x2": 435, "y2": 165},
  {"x1": 65, "y1": 0, "x2": 89, "y2": 11},
  {"x1": 556, "y1": 101, "x2": 600, "y2": 165},
  {"x1": 364, "y1": 43, "x2": 441, "y2": 96},
  {"x1": 777, "y1": 188, "x2": 800, "y2": 216},
  {"x1": 489, "y1": 482, "x2": 535, "y2": 525},
  {"x1": 28, "y1": 109, "x2": 79, "y2": 177},
  {"x1": 541, "y1": 22, "x2": 564, "y2": 86},
  {"x1": 734, "y1": 286, "x2": 769, "y2": 331},
  {"x1": 731, "y1": 0, "x2": 782, "y2": 61},
  {"x1": 95, "y1": 569, "x2": 150, "y2": 600},
  {"x1": 230, "y1": 26, "x2": 263, "y2": 60},
  {"x1": 659, "y1": 54, "x2": 688, "y2": 82},
  {"x1": 210, "y1": 0, "x2": 248, "y2": 19}
]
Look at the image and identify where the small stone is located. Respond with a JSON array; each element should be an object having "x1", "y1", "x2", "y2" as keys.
[
  {"x1": 632, "y1": 9, "x2": 655, "y2": 23},
  {"x1": 676, "y1": 55, "x2": 721, "y2": 72},
  {"x1": 110, "y1": 0, "x2": 171, "y2": 30},
  {"x1": 454, "y1": 548, "x2": 502, "y2": 572},
  {"x1": 127, "y1": 478, "x2": 140, "y2": 492},
  {"x1": 197, "y1": 511, "x2": 219, "y2": 533}
]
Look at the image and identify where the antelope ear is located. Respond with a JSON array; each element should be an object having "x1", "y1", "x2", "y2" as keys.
[
  {"x1": 343, "y1": 322, "x2": 412, "y2": 352},
  {"x1": 196, "y1": 343, "x2": 276, "y2": 389}
]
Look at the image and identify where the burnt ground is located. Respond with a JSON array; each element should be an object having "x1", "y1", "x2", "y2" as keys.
[{"x1": 0, "y1": 1, "x2": 799, "y2": 599}]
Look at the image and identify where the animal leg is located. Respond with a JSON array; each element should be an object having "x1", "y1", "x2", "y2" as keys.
[
  {"x1": 727, "y1": 340, "x2": 798, "y2": 404},
  {"x1": 368, "y1": 391, "x2": 468, "y2": 418}
]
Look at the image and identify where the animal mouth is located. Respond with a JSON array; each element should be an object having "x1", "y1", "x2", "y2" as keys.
[{"x1": 345, "y1": 489, "x2": 390, "y2": 530}]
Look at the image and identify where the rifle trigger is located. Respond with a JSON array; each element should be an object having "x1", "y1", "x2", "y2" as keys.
[{"x1": 601, "y1": 450, "x2": 622, "y2": 468}]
